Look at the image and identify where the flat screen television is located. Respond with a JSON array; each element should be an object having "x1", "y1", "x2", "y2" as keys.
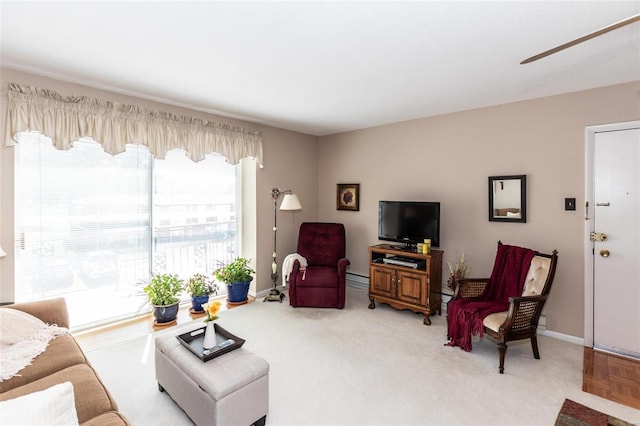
[{"x1": 378, "y1": 201, "x2": 440, "y2": 248}]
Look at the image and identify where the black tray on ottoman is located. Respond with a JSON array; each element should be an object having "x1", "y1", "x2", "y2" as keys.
[{"x1": 176, "y1": 323, "x2": 245, "y2": 362}]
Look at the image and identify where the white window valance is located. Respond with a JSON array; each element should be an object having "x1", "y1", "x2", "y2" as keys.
[{"x1": 4, "y1": 83, "x2": 263, "y2": 166}]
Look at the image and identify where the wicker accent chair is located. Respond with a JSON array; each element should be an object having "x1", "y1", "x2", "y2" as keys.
[{"x1": 449, "y1": 242, "x2": 558, "y2": 373}]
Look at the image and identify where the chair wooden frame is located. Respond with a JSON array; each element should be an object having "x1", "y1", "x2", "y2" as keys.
[{"x1": 450, "y1": 246, "x2": 558, "y2": 373}]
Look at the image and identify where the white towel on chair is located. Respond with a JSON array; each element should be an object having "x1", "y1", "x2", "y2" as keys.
[{"x1": 282, "y1": 253, "x2": 307, "y2": 287}]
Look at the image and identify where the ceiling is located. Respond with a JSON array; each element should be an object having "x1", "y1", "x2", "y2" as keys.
[{"x1": 1, "y1": 1, "x2": 639, "y2": 136}]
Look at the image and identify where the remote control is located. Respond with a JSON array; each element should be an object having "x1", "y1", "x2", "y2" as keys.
[{"x1": 217, "y1": 339, "x2": 235, "y2": 349}]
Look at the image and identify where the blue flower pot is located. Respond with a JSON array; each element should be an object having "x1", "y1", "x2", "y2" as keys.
[
  {"x1": 191, "y1": 295, "x2": 210, "y2": 312},
  {"x1": 227, "y1": 277, "x2": 253, "y2": 303},
  {"x1": 153, "y1": 302, "x2": 180, "y2": 324}
]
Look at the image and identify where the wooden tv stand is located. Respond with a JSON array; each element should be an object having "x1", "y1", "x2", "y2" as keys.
[{"x1": 368, "y1": 244, "x2": 443, "y2": 325}]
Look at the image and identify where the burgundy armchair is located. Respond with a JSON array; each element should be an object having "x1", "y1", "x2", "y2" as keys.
[{"x1": 289, "y1": 222, "x2": 350, "y2": 308}]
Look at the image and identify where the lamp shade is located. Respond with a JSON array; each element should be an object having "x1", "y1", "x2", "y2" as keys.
[
  {"x1": 280, "y1": 194, "x2": 302, "y2": 211},
  {"x1": 0, "y1": 245, "x2": 6, "y2": 258}
]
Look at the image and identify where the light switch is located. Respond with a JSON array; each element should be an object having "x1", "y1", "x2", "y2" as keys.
[{"x1": 565, "y1": 198, "x2": 576, "y2": 211}]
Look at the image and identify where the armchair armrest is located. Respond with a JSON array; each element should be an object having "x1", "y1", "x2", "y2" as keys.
[
  {"x1": 3, "y1": 298, "x2": 69, "y2": 328},
  {"x1": 452, "y1": 278, "x2": 489, "y2": 300},
  {"x1": 500, "y1": 295, "x2": 547, "y2": 333},
  {"x1": 337, "y1": 258, "x2": 351, "y2": 274}
]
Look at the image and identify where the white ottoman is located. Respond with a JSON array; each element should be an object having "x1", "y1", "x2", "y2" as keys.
[{"x1": 155, "y1": 328, "x2": 269, "y2": 426}]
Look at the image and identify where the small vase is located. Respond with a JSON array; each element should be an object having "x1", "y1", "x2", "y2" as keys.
[
  {"x1": 203, "y1": 321, "x2": 217, "y2": 350},
  {"x1": 447, "y1": 275, "x2": 457, "y2": 291}
]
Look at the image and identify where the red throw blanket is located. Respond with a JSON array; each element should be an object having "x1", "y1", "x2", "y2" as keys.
[{"x1": 446, "y1": 244, "x2": 536, "y2": 351}]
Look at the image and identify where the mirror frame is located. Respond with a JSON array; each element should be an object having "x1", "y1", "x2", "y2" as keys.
[{"x1": 488, "y1": 175, "x2": 527, "y2": 223}]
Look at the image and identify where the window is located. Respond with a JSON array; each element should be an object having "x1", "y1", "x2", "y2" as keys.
[{"x1": 14, "y1": 132, "x2": 238, "y2": 329}]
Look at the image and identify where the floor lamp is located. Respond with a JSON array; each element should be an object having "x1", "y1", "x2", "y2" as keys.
[{"x1": 264, "y1": 188, "x2": 302, "y2": 302}]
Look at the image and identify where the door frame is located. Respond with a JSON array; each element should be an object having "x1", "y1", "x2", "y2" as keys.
[{"x1": 584, "y1": 120, "x2": 640, "y2": 348}]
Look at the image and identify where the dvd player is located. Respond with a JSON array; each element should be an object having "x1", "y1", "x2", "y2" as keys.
[{"x1": 382, "y1": 256, "x2": 421, "y2": 269}]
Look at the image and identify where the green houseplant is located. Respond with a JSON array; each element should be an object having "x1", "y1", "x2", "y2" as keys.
[
  {"x1": 184, "y1": 273, "x2": 218, "y2": 313},
  {"x1": 142, "y1": 273, "x2": 184, "y2": 324},
  {"x1": 214, "y1": 257, "x2": 255, "y2": 304}
]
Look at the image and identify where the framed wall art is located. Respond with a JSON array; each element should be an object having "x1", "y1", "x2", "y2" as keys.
[{"x1": 337, "y1": 184, "x2": 360, "y2": 211}]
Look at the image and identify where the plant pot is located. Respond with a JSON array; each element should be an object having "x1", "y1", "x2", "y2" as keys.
[
  {"x1": 447, "y1": 275, "x2": 457, "y2": 292},
  {"x1": 191, "y1": 295, "x2": 210, "y2": 312},
  {"x1": 153, "y1": 302, "x2": 180, "y2": 324},
  {"x1": 226, "y1": 277, "x2": 253, "y2": 304}
]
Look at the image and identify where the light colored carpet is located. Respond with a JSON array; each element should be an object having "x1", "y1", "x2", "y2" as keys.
[{"x1": 85, "y1": 286, "x2": 640, "y2": 425}]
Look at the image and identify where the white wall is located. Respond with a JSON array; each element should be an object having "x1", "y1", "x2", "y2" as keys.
[{"x1": 317, "y1": 81, "x2": 640, "y2": 338}]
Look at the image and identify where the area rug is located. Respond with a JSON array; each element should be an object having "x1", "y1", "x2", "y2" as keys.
[{"x1": 555, "y1": 399, "x2": 635, "y2": 426}]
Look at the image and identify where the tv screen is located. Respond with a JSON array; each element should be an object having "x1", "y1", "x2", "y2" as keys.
[{"x1": 378, "y1": 201, "x2": 440, "y2": 247}]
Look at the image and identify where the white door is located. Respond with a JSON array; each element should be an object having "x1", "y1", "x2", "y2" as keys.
[{"x1": 592, "y1": 127, "x2": 640, "y2": 358}]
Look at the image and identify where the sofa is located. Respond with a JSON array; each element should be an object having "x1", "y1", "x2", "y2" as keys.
[{"x1": 0, "y1": 298, "x2": 130, "y2": 425}]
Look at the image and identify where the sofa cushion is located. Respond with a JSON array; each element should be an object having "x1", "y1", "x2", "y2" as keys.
[
  {"x1": 483, "y1": 311, "x2": 508, "y2": 332},
  {"x1": 0, "y1": 308, "x2": 46, "y2": 345},
  {"x1": 3, "y1": 298, "x2": 70, "y2": 329},
  {"x1": 521, "y1": 255, "x2": 552, "y2": 296},
  {"x1": 0, "y1": 334, "x2": 87, "y2": 393},
  {"x1": 0, "y1": 308, "x2": 69, "y2": 383},
  {"x1": 293, "y1": 266, "x2": 339, "y2": 288},
  {"x1": 0, "y1": 364, "x2": 119, "y2": 424},
  {"x1": 297, "y1": 222, "x2": 346, "y2": 267},
  {"x1": 0, "y1": 381, "x2": 79, "y2": 426}
]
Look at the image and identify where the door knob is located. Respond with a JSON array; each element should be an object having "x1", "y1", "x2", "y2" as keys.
[{"x1": 600, "y1": 249, "x2": 610, "y2": 258}]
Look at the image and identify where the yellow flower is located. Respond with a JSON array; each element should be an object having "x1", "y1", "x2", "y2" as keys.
[{"x1": 203, "y1": 300, "x2": 221, "y2": 322}]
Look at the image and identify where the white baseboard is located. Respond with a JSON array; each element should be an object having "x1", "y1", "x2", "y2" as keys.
[
  {"x1": 538, "y1": 329, "x2": 584, "y2": 346},
  {"x1": 441, "y1": 292, "x2": 452, "y2": 313},
  {"x1": 346, "y1": 273, "x2": 368, "y2": 290},
  {"x1": 255, "y1": 274, "x2": 368, "y2": 300},
  {"x1": 315, "y1": 274, "x2": 585, "y2": 346},
  {"x1": 529, "y1": 315, "x2": 584, "y2": 345},
  {"x1": 253, "y1": 288, "x2": 270, "y2": 299},
  {"x1": 538, "y1": 314, "x2": 546, "y2": 329}
]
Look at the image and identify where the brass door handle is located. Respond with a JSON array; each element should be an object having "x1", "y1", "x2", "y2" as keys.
[
  {"x1": 600, "y1": 249, "x2": 610, "y2": 258},
  {"x1": 590, "y1": 232, "x2": 608, "y2": 242}
]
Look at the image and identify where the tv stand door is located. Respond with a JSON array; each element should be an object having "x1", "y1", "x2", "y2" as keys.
[
  {"x1": 396, "y1": 269, "x2": 425, "y2": 305},
  {"x1": 369, "y1": 266, "x2": 395, "y2": 299}
]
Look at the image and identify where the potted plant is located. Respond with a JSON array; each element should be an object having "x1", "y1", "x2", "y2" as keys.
[
  {"x1": 447, "y1": 253, "x2": 471, "y2": 291},
  {"x1": 142, "y1": 273, "x2": 184, "y2": 325},
  {"x1": 214, "y1": 257, "x2": 255, "y2": 304},
  {"x1": 184, "y1": 273, "x2": 218, "y2": 313}
]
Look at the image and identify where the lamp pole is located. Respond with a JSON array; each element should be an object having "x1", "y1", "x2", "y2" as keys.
[
  {"x1": 264, "y1": 188, "x2": 284, "y2": 302},
  {"x1": 264, "y1": 187, "x2": 302, "y2": 303}
]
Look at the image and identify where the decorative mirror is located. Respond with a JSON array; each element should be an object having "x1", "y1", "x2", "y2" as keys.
[{"x1": 488, "y1": 175, "x2": 527, "y2": 223}]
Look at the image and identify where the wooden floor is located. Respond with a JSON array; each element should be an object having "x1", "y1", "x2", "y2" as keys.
[{"x1": 583, "y1": 346, "x2": 640, "y2": 410}]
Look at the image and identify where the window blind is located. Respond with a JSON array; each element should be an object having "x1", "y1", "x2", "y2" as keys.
[{"x1": 15, "y1": 132, "x2": 238, "y2": 329}]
